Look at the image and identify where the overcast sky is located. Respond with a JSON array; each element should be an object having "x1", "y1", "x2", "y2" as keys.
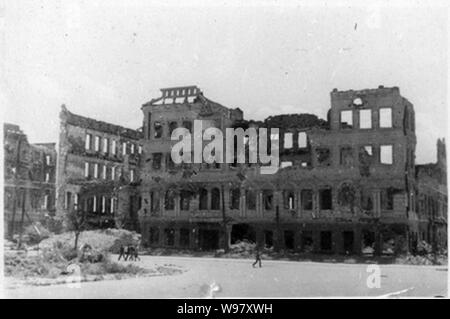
[{"x1": 1, "y1": 0, "x2": 447, "y2": 164}]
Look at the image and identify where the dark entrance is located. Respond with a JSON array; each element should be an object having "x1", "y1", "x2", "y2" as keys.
[
  {"x1": 320, "y1": 231, "x2": 332, "y2": 251},
  {"x1": 284, "y1": 230, "x2": 295, "y2": 250},
  {"x1": 343, "y1": 231, "x2": 354, "y2": 254},
  {"x1": 199, "y1": 229, "x2": 219, "y2": 250},
  {"x1": 231, "y1": 224, "x2": 256, "y2": 244},
  {"x1": 264, "y1": 230, "x2": 273, "y2": 248}
]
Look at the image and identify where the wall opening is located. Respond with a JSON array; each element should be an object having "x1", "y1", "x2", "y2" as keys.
[
  {"x1": 199, "y1": 188, "x2": 208, "y2": 210},
  {"x1": 180, "y1": 228, "x2": 190, "y2": 247},
  {"x1": 379, "y1": 108, "x2": 392, "y2": 128},
  {"x1": 343, "y1": 231, "x2": 354, "y2": 254},
  {"x1": 264, "y1": 230, "x2": 273, "y2": 248},
  {"x1": 359, "y1": 109, "x2": 372, "y2": 129},
  {"x1": 301, "y1": 189, "x2": 313, "y2": 210},
  {"x1": 284, "y1": 230, "x2": 295, "y2": 250},
  {"x1": 319, "y1": 188, "x2": 332, "y2": 210},
  {"x1": 231, "y1": 224, "x2": 256, "y2": 244},
  {"x1": 301, "y1": 231, "x2": 313, "y2": 252},
  {"x1": 211, "y1": 188, "x2": 221, "y2": 210},
  {"x1": 320, "y1": 231, "x2": 332, "y2": 251},
  {"x1": 340, "y1": 110, "x2": 353, "y2": 129}
]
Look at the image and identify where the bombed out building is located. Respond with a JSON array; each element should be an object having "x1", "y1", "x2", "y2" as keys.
[
  {"x1": 4, "y1": 123, "x2": 57, "y2": 238},
  {"x1": 55, "y1": 85, "x2": 447, "y2": 254},
  {"x1": 56, "y1": 106, "x2": 143, "y2": 230}
]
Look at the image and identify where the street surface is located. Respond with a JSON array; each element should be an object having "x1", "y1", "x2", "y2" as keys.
[{"x1": 4, "y1": 255, "x2": 448, "y2": 298}]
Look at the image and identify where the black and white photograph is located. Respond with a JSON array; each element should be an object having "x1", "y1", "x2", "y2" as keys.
[{"x1": 0, "y1": 0, "x2": 448, "y2": 301}]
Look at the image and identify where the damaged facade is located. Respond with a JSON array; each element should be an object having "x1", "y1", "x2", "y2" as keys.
[
  {"x1": 56, "y1": 105, "x2": 143, "y2": 230},
  {"x1": 55, "y1": 85, "x2": 447, "y2": 254},
  {"x1": 3, "y1": 123, "x2": 57, "y2": 237}
]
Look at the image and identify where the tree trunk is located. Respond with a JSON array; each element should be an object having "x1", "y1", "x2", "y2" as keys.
[{"x1": 74, "y1": 232, "x2": 80, "y2": 251}]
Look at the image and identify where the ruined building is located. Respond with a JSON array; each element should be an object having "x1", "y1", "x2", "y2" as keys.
[
  {"x1": 4, "y1": 123, "x2": 57, "y2": 238},
  {"x1": 56, "y1": 105, "x2": 143, "y2": 230},
  {"x1": 416, "y1": 138, "x2": 447, "y2": 251},
  {"x1": 55, "y1": 85, "x2": 447, "y2": 254}
]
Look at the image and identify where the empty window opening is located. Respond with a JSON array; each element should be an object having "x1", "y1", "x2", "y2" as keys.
[
  {"x1": 93, "y1": 163, "x2": 99, "y2": 178},
  {"x1": 150, "y1": 191, "x2": 160, "y2": 213},
  {"x1": 169, "y1": 121, "x2": 178, "y2": 136},
  {"x1": 263, "y1": 190, "x2": 274, "y2": 210},
  {"x1": 284, "y1": 191, "x2": 295, "y2": 210},
  {"x1": 340, "y1": 110, "x2": 353, "y2": 129},
  {"x1": 152, "y1": 153, "x2": 162, "y2": 170},
  {"x1": 301, "y1": 189, "x2": 313, "y2": 210},
  {"x1": 45, "y1": 172, "x2": 50, "y2": 182},
  {"x1": 319, "y1": 188, "x2": 332, "y2": 210},
  {"x1": 381, "y1": 188, "x2": 395, "y2": 210},
  {"x1": 111, "y1": 140, "x2": 117, "y2": 155},
  {"x1": 379, "y1": 108, "x2": 392, "y2": 128},
  {"x1": 102, "y1": 165, "x2": 107, "y2": 179},
  {"x1": 46, "y1": 155, "x2": 51, "y2": 165},
  {"x1": 316, "y1": 148, "x2": 331, "y2": 166},
  {"x1": 149, "y1": 228, "x2": 159, "y2": 245},
  {"x1": 340, "y1": 147, "x2": 354, "y2": 166},
  {"x1": 154, "y1": 122, "x2": 163, "y2": 138},
  {"x1": 298, "y1": 132, "x2": 307, "y2": 148},
  {"x1": 246, "y1": 190, "x2": 256, "y2": 210},
  {"x1": 199, "y1": 188, "x2": 208, "y2": 210},
  {"x1": 94, "y1": 136, "x2": 100, "y2": 152},
  {"x1": 164, "y1": 190, "x2": 175, "y2": 210},
  {"x1": 320, "y1": 231, "x2": 333, "y2": 251},
  {"x1": 362, "y1": 231, "x2": 375, "y2": 255},
  {"x1": 284, "y1": 133, "x2": 293, "y2": 149},
  {"x1": 231, "y1": 224, "x2": 256, "y2": 244},
  {"x1": 111, "y1": 166, "x2": 116, "y2": 180},
  {"x1": 284, "y1": 230, "x2": 295, "y2": 250},
  {"x1": 380, "y1": 145, "x2": 393, "y2": 164},
  {"x1": 180, "y1": 228, "x2": 190, "y2": 247},
  {"x1": 164, "y1": 229, "x2": 175, "y2": 246},
  {"x1": 360, "y1": 190, "x2": 373, "y2": 211},
  {"x1": 359, "y1": 109, "x2": 372, "y2": 129},
  {"x1": 180, "y1": 190, "x2": 192, "y2": 211},
  {"x1": 103, "y1": 138, "x2": 109, "y2": 153},
  {"x1": 65, "y1": 192, "x2": 72, "y2": 210},
  {"x1": 264, "y1": 230, "x2": 273, "y2": 248},
  {"x1": 301, "y1": 231, "x2": 313, "y2": 252},
  {"x1": 337, "y1": 183, "x2": 356, "y2": 209},
  {"x1": 229, "y1": 188, "x2": 240, "y2": 210},
  {"x1": 199, "y1": 229, "x2": 219, "y2": 251},
  {"x1": 130, "y1": 169, "x2": 135, "y2": 182},
  {"x1": 211, "y1": 188, "x2": 221, "y2": 210},
  {"x1": 85, "y1": 133, "x2": 92, "y2": 150},
  {"x1": 343, "y1": 231, "x2": 354, "y2": 254}
]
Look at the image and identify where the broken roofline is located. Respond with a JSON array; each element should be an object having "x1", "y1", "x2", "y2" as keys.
[{"x1": 60, "y1": 105, "x2": 143, "y2": 140}]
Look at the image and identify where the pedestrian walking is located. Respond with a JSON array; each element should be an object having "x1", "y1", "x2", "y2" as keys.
[
  {"x1": 252, "y1": 247, "x2": 262, "y2": 268},
  {"x1": 118, "y1": 245, "x2": 128, "y2": 261}
]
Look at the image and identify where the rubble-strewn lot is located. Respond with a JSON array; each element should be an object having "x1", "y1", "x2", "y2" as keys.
[{"x1": 4, "y1": 229, "x2": 183, "y2": 288}]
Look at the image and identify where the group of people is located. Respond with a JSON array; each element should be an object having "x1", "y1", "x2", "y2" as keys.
[{"x1": 118, "y1": 245, "x2": 140, "y2": 261}]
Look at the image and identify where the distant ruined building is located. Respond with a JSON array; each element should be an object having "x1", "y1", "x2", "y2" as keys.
[
  {"x1": 3, "y1": 123, "x2": 57, "y2": 238},
  {"x1": 6, "y1": 85, "x2": 446, "y2": 254}
]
